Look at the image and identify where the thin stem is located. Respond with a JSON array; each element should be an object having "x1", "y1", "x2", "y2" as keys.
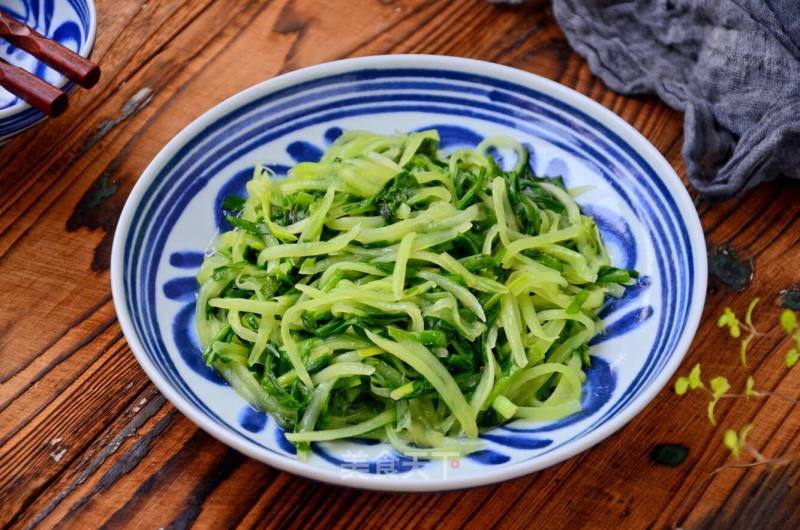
[
  {"x1": 753, "y1": 391, "x2": 800, "y2": 405},
  {"x1": 716, "y1": 391, "x2": 800, "y2": 405},
  {"x1": 672, "y1": 449, "x2": 800, "y2": 529}
]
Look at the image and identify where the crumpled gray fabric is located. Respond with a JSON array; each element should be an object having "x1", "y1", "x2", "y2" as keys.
[{"x1": 499, "y1": 0, "x2": 800, "y2": 198}]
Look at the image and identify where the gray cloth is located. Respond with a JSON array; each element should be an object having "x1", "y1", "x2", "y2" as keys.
[{"x1": 501, "y1": 0, "x2": 800, "y2": 198}]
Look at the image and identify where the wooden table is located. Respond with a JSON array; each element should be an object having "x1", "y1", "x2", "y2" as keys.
[{"x1": 2, "y1": 1, "x2": 799, "y2": 528}]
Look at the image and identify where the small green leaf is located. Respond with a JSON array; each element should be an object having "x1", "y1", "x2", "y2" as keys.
[
  {"x1": 780, "y1": 309, "x2": 798, "y2": 335},
  {"x1": 706, "y1": 375, "x2": 730, "y2": 426},
  {"x1": 675, "y1": 377, "x2": 690, "y2": 395},
  {"x1": 786, "y1": 348, "x2": 799, "y2": 368},
  {"x1": 221, "y1": 194, "x2": 247, "y2": 213},
  {"x1": 723, "y1": 429, "x2": 740, "y2": 458},
  {"x1": 745, "y1": 375, "x2": 756, "y2": 398},
  {"x1": 717, "y1": 307, "x2": 741, "y2": 338},
  {"x1": 688, "y1": 363, "x2": 704, "y2": 389},
  {"x1": 710, "y1": 376, "x2": 730, "y2": 398}
]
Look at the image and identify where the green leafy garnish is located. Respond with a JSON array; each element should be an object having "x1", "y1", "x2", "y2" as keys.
[
  {"x1": 675, "y1": 300, "x2": 800, "y2": 465},
  {"x1": 222, "y1": 194, "x2": 247, "y2": 213},
  {"x1": 674, "y1": 377, "x2": 690, "y2": 396},
  {"x1": 780, "y1": 309, "x2": 797, "y2": 334},
  {"x1": 716, "y1": 300, "x2": 761, "y2": 367},
  {"x1": 723, "y1": 424, "x2": 753, "y2": 459},
  {"x1": 674, "y1": 362, "x2": 704, "y2": 395},
  {"x1": 786, "y1": 349, "x2": 799, "y2": 368},
  {"x1": 688, "y1": 363, "x2": 704, "y2": 389},
  {"x1": 706, "y1": 376, "x2": 730, "y2": 425},
  {"x1": 717, "y1": 307, "x2": 741, "y2": 338},
  {"x1": 672, "y1": 299, "x2": 800, "y2": 528},
  {"x1": 779, "y1": 309, "x2": 800, "y2": 368}
]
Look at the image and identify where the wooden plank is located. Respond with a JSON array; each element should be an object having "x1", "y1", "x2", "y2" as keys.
[{"x1": 1, "y1": 0, "x2": 799, "y2": 528}]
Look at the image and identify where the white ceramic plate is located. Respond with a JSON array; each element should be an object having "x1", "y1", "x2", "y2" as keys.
[{"x1": 111, "y1": 55, "x2": 707, "y2": 491}]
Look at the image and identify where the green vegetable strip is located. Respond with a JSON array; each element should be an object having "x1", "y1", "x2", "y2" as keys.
[
  {"x1": 299, "y1": 186, "x2": 335, "y2": 242},
  {"x1": 500, "y1": 293, "x2": 528, "y2": 367},
  {"x1": 219, "y1": 364, "x2": 297, "y2": 428},
  {"x1": 393, "y1": 232, "x2": 415, "y2": 299},
  {"x1": 501, "y1": 225, "x2": 585, "y2": 265},
  {"x1": 366, "y1": 331, "x2": 479, "y2": 438},
  {"x1": 208, "y1": 298, "x2": 283, "y2": 314},
  {"x1": 470, "y1": 326, "x2": 497, "y2": 413},
  {"x1": 418, "y1": 271, "x2": 486, "y2": 322},
  {"x1": 327, "y1": 216, "x2": 385, "y2": 230},
  {"x1": 414, "y1": 251, "x2": 506, "y2": 293},
  {"x1": 228, "y1": 309, "x2": 258, "y2": 343},
  {"x1": 492, "y1": 395, "x2": 518, "y2": 419},
  {"x1": 517, "y1": 293, "x2": 556, "y2": 342},
  {"x1": 295, "y1": 381, "x2": 334, "y2": 453},
  {"x1": 516, "y1": 400, "x2": 581, "y2": 421},
  {"x1": 196, "y1": 129, "x2": 637, "y2": 456},
  {"x1": 385, "y1": 426, "x2": 482, "y2": 457},
  {"x1": 286, "y1": 410, "x2": 396, "y2": 443},
  {"x1": 491, "y1": 178, "x2": 513, "y2": 246},
  {"x1": 502, "y1": 362, "x2": 583, "y2": 399},
  {"x1": 248, "y1": 313, "x2": 273, "y2": 366},
  {"x1": 257, "y1": 225, "x2": 361, "y2": 264},
  {"x1": 312, "y1": 362, "x2": 375, "y2": 384}
]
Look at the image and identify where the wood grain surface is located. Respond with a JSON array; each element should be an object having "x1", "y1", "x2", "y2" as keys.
[{"x1": 1, "y1": 1, "x2": 799, "y2": 528}]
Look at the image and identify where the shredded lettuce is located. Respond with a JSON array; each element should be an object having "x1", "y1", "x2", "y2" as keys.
[{"x1": 197, "y1": 130, "x2": 638, "y2": 458}]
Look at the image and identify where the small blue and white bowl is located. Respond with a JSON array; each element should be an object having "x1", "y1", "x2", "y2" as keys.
[
  {"x1": 0, "y1": 0, "x2": 96, "y2": 143},
  {"x1": 112, "y1": 55, "x2": 707, "y2": 491}
]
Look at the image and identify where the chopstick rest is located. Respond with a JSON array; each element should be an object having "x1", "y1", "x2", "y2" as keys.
[
  {"x1": 0, "y1": 11, "x2": 100, "y2": 88},
  {"x1": 0, "y1": 58, "x2": 68, "y2": 116}
]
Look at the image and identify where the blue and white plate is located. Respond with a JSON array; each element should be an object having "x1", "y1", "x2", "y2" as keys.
[
  {"x1": 0, "y1": 0, "x2": 96, "y2": 143},
  {"x1": 111, "y1": 55, "x2": 707, "y2": 491}
]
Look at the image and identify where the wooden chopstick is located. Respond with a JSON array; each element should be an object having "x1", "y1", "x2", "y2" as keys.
[
  {"x1": 0, "y1": 10, "x2": 100, "y2": 88},
  {"x1": 0, "y1": 58, "x2": 68, "y2": 117}
]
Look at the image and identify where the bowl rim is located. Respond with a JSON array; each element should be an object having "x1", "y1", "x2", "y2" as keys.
[
  {"x1": 0, "y1": 0, "x2": 97, "y2": 120},
  {"x1": 110, "y1": 54, "x2": 708, "y2": 492}
]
